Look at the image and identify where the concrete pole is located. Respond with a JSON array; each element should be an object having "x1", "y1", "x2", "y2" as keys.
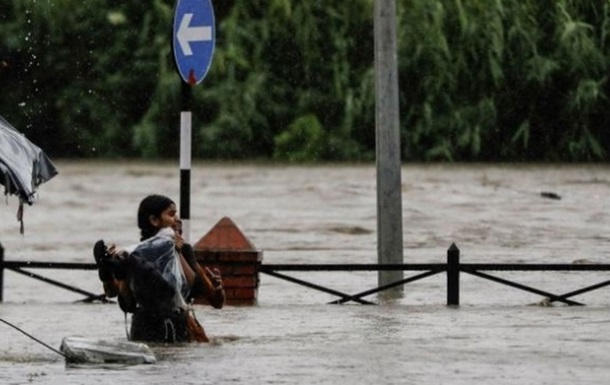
[{"x1": 375, "y1": 0, "x2": 403, "y2": 297}]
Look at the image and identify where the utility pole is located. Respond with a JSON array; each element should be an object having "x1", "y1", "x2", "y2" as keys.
[{"x1": 375, "y1": 0, "x2": 403, "y2": 297}]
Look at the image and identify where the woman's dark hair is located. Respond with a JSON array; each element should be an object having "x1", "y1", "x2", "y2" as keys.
[{"x1": 137, "y1": 194, "x2": 175, "y2": 241}]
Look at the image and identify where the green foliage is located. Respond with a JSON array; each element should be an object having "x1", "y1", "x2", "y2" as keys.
[
  {"x1": 2, "y1": 0, "x2": 610, "y2": 161},
  {"x1": 273, "y1": 114, "x2": 325, "y2": 162},
  {"x1": 201, "y1": 0, "x2": 375, "y2": 160},
  {"x1": 0, "y1": 0, "x2": 175, "y2": 157},
  {"x1": 399, "y1": 0, "x2": 610, "y2": 161}
]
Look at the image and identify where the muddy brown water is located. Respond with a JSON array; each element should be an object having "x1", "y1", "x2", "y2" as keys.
[{"x1": 1, "y1": 161, "x2": 610, "y2": 384}]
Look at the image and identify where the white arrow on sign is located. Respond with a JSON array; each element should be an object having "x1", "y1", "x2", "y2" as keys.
[{"x1": 177, "y1": 13, "x2": 212, "y2": 56}]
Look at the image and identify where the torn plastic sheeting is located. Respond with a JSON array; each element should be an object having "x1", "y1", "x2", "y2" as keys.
[{"x1": 60, "y1": 336, "x2": 156, "y2": 365}]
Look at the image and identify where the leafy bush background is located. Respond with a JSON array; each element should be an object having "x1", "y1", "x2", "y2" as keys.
[{"x1": 1, "y1": 0, "x2": 609, "y2": 162}]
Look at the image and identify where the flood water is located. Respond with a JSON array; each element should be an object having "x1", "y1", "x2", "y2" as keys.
[{"x1": 1, "y1": 161, "x2": 610, "y2": 384}]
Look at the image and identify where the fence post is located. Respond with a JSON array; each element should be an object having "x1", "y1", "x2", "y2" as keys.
[
  {"x1": 447, "y1": 243, "x2": 460, "y2": 306},
  {"x1": 0, "y1": 243, "x2": 4, "y2": 302}
]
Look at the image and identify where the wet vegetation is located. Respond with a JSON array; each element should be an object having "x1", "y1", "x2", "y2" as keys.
[{"x1": 1, "y1": 0, "x2": 610, "y2": 162}]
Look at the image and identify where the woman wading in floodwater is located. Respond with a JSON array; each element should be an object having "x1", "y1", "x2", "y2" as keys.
[{"x1": 93, "y1": 194, "x2": 225, "y2": 343}]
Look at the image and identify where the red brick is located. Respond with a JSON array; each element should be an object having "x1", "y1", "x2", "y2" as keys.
[
  {"x1": 219, "y1": 264, "x2": 257, "y2": 275},
  {"x1": 230, "y1": 287, "x2": 258, "y2": 300},
  {"x1": 222, "y1": 276, "x2": 259, "y2": 288},
  {"x1": 216, "y1": 251, "x2": 262, "y2": 263}
]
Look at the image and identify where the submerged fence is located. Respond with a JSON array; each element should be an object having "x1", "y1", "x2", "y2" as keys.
[
  {"x1": 0, "y1": 244, "x2": 104, "y2": 303},
  {"x1": 2, "y1": 242, "x2": 610, "y2": 305},
  {"x1": 261, "y1": 244, "x2": 610, "y2": 305}
]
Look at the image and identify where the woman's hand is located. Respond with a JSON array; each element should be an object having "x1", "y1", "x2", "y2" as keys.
[
  {"x1": 174, "y1": 233, "x2": 185, "y2": 252},
  {"x1": 202, "y1": 267, "x2": 225, "y2": 309},
  {"x1": 205, "y1": 267, "x2": 223, "y2": 290}
]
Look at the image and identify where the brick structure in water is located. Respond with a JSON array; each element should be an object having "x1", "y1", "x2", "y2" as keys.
[{"x1": 192, "y1": 217, "x2": 262, "y2": 305}]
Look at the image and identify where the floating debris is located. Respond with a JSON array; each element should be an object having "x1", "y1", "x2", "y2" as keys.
[
  {"x1": 60, "y1": 337, "x2": 156, "y2": 365},
  {"x1": 540, "y1": 191, "x2": 561, "y2": 200}
]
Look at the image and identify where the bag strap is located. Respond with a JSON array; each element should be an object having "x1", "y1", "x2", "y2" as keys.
[{"x1": 124, "y1": 312, "x2": 130, "y2": 341}]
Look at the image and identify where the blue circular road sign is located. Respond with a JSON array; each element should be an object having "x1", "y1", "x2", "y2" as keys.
[{"x1": 173, "y1": 0, "x2": 215, "y2": 85}]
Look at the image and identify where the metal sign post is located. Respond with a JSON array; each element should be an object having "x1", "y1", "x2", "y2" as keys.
[{"x1": 172, "y1": 0, "x2": 216, "y2": 242}]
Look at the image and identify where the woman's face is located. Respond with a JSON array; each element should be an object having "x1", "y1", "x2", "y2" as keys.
[{"x1": 152, "y1": 203, "x2": 178, "y2": 229}]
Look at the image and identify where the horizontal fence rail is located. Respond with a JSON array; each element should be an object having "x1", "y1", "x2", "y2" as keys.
[
  {"x1": 2, "y1": 243, "x2": 610, "y2": 305},
  {"x1": 259, "y1": 263, "x2": 446, "y2": 271},
  {"x1": 260, "y1": 243, "x2": 610, "y2": 305},
  {"x1": 0, "y1": 245, "x2": 104, "y2": 303},
  {"x1": 2, "y1": 261, "x2": 97, "y2": 270}
]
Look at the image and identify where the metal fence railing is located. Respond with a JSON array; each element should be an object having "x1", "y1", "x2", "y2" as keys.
[
  {"x1": 2, "y1": 242, "x2": 610, "y2": 305},
  {"x1": 260, "y1": 243, "x2": 610, "y2": 305}
]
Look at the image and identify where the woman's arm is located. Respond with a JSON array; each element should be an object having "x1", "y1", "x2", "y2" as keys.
[
  {"x1": 178, "y1": 250, "x2": 197, "y2": 285},
  {"x1": 196, "y1": 265, "x2": 225, "y2": 309},
  {"x1": 179, "y1": 242, "x2": 225, "y2": 309}
]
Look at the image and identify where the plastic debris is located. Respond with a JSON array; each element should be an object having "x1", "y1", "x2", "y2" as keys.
[{"x1": 60, "y1": 336, "x2": 156, "y2": 365}]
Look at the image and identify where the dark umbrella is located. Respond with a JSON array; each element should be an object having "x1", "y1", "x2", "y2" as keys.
[{"x1": 0, "y1": 114, "x2": 58, "y2": 233}]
